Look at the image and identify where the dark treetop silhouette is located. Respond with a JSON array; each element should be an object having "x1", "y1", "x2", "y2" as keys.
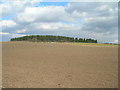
[{"x1": 10, "y1": 35, "x2": 97, "y2": 43}]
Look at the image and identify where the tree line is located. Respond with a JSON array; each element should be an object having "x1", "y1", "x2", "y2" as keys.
[{"x1": 10, "y1": 35, "x2": 97, "y2": 43}]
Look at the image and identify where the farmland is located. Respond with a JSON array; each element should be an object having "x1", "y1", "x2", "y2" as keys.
[{"x1": 2, "y1": 42, "x2": 118, "y2": 88}]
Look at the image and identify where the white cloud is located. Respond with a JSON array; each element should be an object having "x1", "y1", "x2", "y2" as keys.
[
  {"x1": 0, "y1": 20, "x2": 17, "y2": 28},
  {"x1": 14, "y1": 6, "x2": 74, "y2": 24},
  {"x1": 0, "y1": 32, "x2": 10, "y2": 35},
  {"x1": 35, "y1": 22, "x2": 80, "y2": 31},
  {"x1": 81, "y1": 16, "x2": 117, "y2": 33},
  {"x1": 11, "y1": 34, "x2": 26, "y2": 38},
  {"x1": 16, "y1": 29, "x2": 27, "y2": 33},
  {"x1": 20, "y1": 22, "x2": 81, "y2": 35},
  {"x1": 65, "y1": 2, "x2": 117, "y2": 17},
  {"x1": 0, "y1": 20, "x2": 25, "y2": 33},
  {"x1": 0, "y1": 2, "x2": 118, "y2": 43},
  {"x1": 64, "y1": 2, "x2": 118, "y2": 33},
  {"x1": 0, "y1": 0, "x2": 41, "y2": 18}
]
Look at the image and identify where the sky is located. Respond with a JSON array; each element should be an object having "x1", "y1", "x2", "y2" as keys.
[{"x1": 0, "y1": 0, "x2": 118, "y2": 43}]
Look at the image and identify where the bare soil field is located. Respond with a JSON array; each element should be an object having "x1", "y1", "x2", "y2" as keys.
[{"x1": 2, "y1": 42, "x2": 118, "y2": 88}]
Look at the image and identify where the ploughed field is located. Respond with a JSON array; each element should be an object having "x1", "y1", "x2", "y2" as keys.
[{"x1": 2, "y1": 42, "x2": 118, "y2": 88}]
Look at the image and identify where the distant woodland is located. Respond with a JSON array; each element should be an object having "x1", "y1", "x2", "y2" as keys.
[{"x1": 10, "y1": 35, "x2": 97, "y2": 43}]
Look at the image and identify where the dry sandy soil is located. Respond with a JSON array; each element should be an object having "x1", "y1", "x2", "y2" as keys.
[{"x1": 2, "y1": 42, "x2": 118, "y2": 88}]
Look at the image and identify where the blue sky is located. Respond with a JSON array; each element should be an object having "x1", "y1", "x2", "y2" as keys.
[
  {"x1": 0, "y1": 1, "x2": 118, "y2": 43},
  {"x1": 35, "y1": 2, "x2": 69, "y2": 7},
  {"x1": 0, "y1": 15, "x2": 15, "y2": 21}
]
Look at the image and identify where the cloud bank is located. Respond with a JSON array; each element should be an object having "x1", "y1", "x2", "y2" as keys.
[{"x1": 0, "y1": 0, "x2": 118, "y2": 43}]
